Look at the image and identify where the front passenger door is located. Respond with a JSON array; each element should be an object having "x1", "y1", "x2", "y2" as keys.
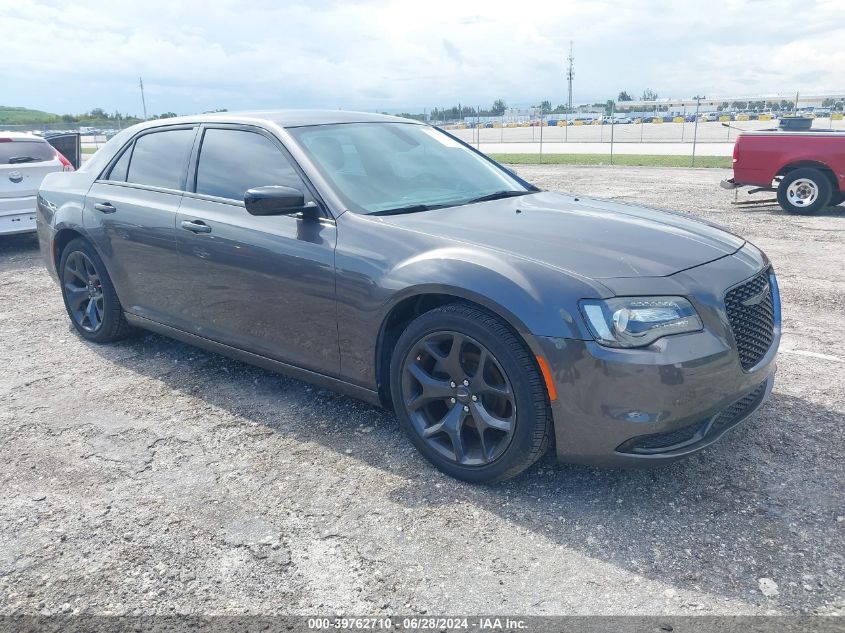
[{"x1": 175, "y1": 126, "x2": 339, "y2": 376}]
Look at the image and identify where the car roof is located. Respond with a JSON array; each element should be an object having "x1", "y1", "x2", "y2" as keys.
[
  {"x1": 78, "y1": 110, "x2": 426, "y2": 176},
  {"x1": 138, "y1": 109, "x2": 422, "y2": 130}
]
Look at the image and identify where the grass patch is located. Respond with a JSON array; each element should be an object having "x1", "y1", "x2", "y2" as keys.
[
  {"x1": 82, "y1": 147, "x2": 98, "y2": 154},
  {"x1": 488, "y1": 153, "x2": 732, "y2": 168}
]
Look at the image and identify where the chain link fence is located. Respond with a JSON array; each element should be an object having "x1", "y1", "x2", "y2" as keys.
[
  {"x1": 0, "y1": 118, "x2": 133, "y2": 154},
  {"x1": 3, "y1": 95, "x2": 843, "y2": 165},
  {"x1": 432, "y1": 94, "x2": 845, "y2": 166}
]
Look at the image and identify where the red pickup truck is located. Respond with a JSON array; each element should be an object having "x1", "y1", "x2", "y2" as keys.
[{"x1": 722, "y1": 130, "x2": 845, "y2": 214}]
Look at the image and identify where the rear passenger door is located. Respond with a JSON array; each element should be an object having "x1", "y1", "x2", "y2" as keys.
[
  {"x1": 85, "y1": 126, "x2": 196, "y2": 328},
  {"x1": 175, "y1": 125, "x2": 339, "y2": 375}
]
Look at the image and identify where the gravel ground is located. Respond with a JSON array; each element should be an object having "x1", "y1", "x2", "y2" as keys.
[{"x1": 0, "y1": 166, "x2": 843, "y2": 618}]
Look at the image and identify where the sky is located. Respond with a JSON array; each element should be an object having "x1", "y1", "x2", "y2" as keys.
[{"x1": 1, "y1": 0, "x2": 844, "y2": 117}]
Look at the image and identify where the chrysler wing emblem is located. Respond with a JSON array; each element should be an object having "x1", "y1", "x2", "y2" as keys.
[
  {"x1": 741, "y1": 282, "x2": 770, "y2": 307},
  {"x1": 8, "y1": 171, "x2": 23, "y2": 184}
]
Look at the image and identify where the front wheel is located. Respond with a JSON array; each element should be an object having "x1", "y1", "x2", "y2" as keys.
[
  {"x1": 59, "y1": 237, "x2": 132, "y2": 343},
  {"x1": 777, "y1": 168, "x2": 832, "y2": 214},
  {"x1": 390, "y1": 303, "x2": 552, "y2": 483}
]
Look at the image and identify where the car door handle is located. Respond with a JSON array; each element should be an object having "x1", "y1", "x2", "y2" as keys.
[
  {"x1": 181, "y1": 220, "x2": 212, "y2": 234},
  {"x1": 93, "y1": 202, "x2": 116, "y2": 214}
]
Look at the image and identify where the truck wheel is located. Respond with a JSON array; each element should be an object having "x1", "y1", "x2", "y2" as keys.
[
  {"x1": 831, "y1": 192, "x2": 845, "y2": 206},
  {"x1": 777, "y1": 168, "x2": 832, "y2": 214}
]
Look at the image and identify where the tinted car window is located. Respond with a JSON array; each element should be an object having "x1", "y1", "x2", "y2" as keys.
[
  {"x1": 126, "y1": 128, "x2": 194, "y2": 190},
  {"x1": 0, "y1": 139, "x2": 55, "y2": 164},
  {"x1": 195, "y1": 129, "x2": 304, "y2": 202},
  {"x1": 107, "y1": 145, "x2": 132, "y2": 182}
]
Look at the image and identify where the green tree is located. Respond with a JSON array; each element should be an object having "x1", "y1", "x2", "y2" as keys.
[
  {"x1": 491, "y1": 99, "x2": 506, "y2": 115},
  {"x1": 617, "y1": 91, "x2": 632, "y2": 101},
  {"x1": 641, "y1": 88, "x2": 658, "y2": 101}
]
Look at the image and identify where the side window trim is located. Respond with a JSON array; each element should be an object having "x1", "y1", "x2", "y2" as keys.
[{"x1": 185, "y1": 123, "x2": 330, "y2": 217}]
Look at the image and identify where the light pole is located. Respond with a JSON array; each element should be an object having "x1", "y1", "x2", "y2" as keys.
[
  {"x1": 691, "y1": 97, "x2": 701, "y2": 167},
  {"x1": 539, "y1": 103, "x2": 544, "y2": 163},
  {"x1": 609, "y1": 101, "x2": 615, "y2": 165}
]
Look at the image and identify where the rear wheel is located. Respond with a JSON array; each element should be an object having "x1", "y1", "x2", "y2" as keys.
[
  {"x1": 831, "y1": 192, "x2": 845, "y2": 206},
  {"x1": 390, "y1": 303, "x2": 551, "y2": 483},
  {"x1": 777, "y1": 168, "x2": 832, "y2": 214},
  {"x1": 59, "y1": 238, "x2": 131, "y2": 343}
]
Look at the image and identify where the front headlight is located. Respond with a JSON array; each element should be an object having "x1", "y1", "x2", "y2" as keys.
[{"x1": 579, "y1": 296, "x2": 702, "y2": 348}]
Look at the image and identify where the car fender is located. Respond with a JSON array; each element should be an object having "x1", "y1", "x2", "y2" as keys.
[
  {"x1": 37, "y1": 171, "x2": 96, "y2": 276},
  {"x1": 334, "y1": 214, "x2": 610, "y2": 389},
  {"x1": 383, "y1": 245, "x2": 595, "y2": 341},
  {"x1": 776, "y1": 156, "x2": 843, "y2": 189}
]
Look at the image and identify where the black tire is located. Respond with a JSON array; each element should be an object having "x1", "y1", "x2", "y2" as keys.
[
  {"x1": 776, "y1": 168, "x2": 832, "y2": 214},
  {"x1": 390, "y1": 302, "x2": 552, "y2": 483},
  {"x1": 59, "y1": 237, "x2": 132, "y2": 343},
  {"x1": 831, "y1": 192, "x2": 845, "y2": 206}
]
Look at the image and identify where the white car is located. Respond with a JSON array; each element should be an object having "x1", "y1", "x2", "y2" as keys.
[{"x1": 1, "y1": 132, "x2": 73, "y2": 235}]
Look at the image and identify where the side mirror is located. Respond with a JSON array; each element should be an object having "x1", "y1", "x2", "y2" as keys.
[{"x1": 244, "y1": 186, "x2": 315, "y2": 216}]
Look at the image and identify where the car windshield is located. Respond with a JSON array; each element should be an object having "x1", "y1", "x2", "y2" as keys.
[{"x1": 288, "y1": 122, "x2": 531, "y2": 214}]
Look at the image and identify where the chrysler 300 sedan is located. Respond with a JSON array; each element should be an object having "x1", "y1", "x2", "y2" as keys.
[{"x1": 37, "y1": 110, "x2": 780, "y2": 482}]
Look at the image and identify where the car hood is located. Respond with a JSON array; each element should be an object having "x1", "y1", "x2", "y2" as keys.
[{"x1": 377, "y1": 191, "x2": 745, "y2": 279}]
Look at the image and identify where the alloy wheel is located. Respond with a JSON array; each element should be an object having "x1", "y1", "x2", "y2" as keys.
[
  {"x1": 62, "y1": 251, "x2": 104, "y2": 332},
  {"x1": 400, "y1": 331, "x2": 516, "y2": 466}
]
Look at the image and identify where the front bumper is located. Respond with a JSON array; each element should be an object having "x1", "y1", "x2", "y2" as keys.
[{"x1": 538, "y1": 250, "x2": 780, "y2": 467}]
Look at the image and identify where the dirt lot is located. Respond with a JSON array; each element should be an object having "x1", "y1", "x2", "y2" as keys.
[{"x1": 0, "y1": 166, "x2": 842, "y2": 617}]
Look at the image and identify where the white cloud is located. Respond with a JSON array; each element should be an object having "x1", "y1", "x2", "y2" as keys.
[{"x1": 1, "y1": 0, "x2": 843, "y2": 116}]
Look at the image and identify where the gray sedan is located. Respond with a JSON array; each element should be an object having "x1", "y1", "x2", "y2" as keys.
[{"x1": 36, "y1": 110, "x2": 780, "y2": 482}]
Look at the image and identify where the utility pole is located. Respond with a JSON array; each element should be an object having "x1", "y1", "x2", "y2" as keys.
[
  {"x1": 139, "y1": 77, "x2": 148, "y2": 120},
  {"x1": 566, "y1": 41, "x2": 574, "y2": 114}
]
